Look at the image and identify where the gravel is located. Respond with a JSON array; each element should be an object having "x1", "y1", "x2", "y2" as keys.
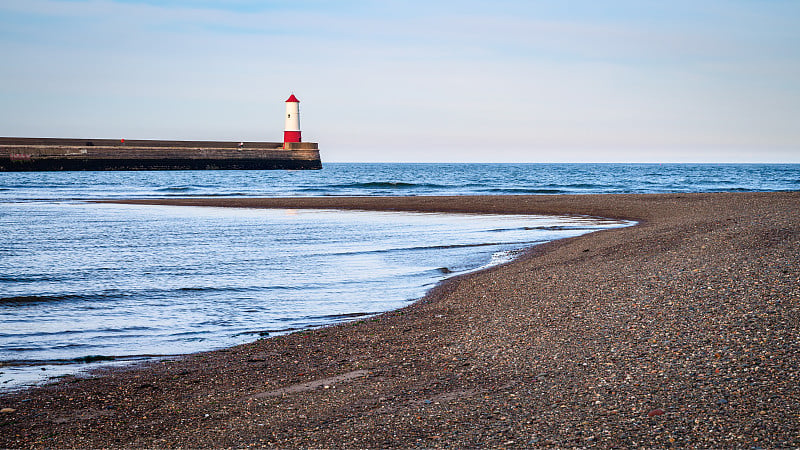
[{"x1": 1, "y1": 192, "x2": 798, "y2": 448}]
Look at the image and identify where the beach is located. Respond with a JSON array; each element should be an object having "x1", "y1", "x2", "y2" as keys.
[{"x1": 1, "y1": 192, "x2": 798, "y2": 447}]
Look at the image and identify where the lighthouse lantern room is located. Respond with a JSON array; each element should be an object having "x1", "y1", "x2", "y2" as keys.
[{"x1": 284, "y1": 94, "x2": 301, "y2": 144}]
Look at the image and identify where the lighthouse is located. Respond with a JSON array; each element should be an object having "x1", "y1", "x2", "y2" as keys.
[
  {"x1": 284, "y1": 94, "x2": 301, "y2": 144},
  {"x1": 277, "y1": 93, "x2": 319, "y2": 164}
]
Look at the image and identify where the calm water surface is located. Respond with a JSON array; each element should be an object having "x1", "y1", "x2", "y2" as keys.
[{"x1": 1, "y1": 163, "x2": 797, "y2": 200}]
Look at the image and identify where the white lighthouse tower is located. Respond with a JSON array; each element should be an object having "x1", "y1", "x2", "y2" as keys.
[{"x1": 284, "y1": 94, "x2": 301, "y2": 144}]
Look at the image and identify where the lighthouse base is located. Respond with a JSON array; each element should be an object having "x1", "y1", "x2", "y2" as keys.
[{"x1": 283, "y1": 131, "x2": 301, "y2": 143}]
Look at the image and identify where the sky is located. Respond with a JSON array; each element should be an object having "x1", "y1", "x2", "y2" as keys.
[{"x1": 1, "y1": 0, "x2": 798, "y2": 163}]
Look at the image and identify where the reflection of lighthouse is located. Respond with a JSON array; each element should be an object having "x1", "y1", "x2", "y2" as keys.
[{"x1": 284, "y1": 94, "x2": 301, "y2": 144}]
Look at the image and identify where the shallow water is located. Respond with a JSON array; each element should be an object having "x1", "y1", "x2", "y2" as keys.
[{"x1": 0, "y1": 201, "x2": 630, "y2": 390}]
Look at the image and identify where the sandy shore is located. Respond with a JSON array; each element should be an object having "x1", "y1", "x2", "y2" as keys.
[{"x1": 1, "y1": 192, "x2": 798, "y2": 448}]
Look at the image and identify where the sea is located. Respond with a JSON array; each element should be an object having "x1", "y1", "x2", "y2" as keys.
[{"x1": 1, "y1": 163, "x2": 798, "y2": 391}]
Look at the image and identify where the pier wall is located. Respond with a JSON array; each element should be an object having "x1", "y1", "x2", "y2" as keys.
[{"x1": 0, "y1": 138, "x2": 321, "y2": 171}]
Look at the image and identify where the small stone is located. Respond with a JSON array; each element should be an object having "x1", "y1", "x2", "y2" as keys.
[
  {"x1": 1, "y1": 407, "x2": 16, "y2": 413},
  {"x1": 647, "y1": 408, "x2": 665, "y2": 417}
]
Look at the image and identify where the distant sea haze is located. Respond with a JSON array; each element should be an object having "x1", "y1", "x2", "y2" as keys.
[{"x1": 0, "y1": 163, "x2": 797, "y2": 391}]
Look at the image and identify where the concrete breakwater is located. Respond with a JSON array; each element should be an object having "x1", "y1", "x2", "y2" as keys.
[{"x1": 0, "y1": 137, "x2": 321, "y2": 171}]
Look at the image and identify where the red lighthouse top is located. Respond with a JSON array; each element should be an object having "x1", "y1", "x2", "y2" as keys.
[{"x1": 286, "y1": 94, "x2": 299, "y2": 103}]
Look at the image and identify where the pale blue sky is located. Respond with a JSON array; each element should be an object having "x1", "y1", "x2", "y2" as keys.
[{"x1": 1, "y1": 0, "x2": 798, "y2": 162}]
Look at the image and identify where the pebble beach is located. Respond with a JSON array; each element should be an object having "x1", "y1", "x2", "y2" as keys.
[{"x1": 1, "y1": 192, "x2": 798, "y2": 448}]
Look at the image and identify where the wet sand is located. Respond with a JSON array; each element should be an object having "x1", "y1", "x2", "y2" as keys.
[{"x1": 1, "y1": 192, "x2": 798, "y2": 448}]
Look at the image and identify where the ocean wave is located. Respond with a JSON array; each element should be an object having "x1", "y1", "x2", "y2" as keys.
[
  {"x1": 0, "y1": 292, "x2": 124, "y2": 306},
  {"x1": 534, "y1": 183, "x2": 606, "y2": 189},
  {"x1": 484, "y1": 188, "x2": 566, "y2": 194},
  {"x1": 185, "y1": 192, "x2": 251, "y2": 197},
  {"x1": 236, "y1": 326, "x2": 304, "y2": 336},
  {"x1": 0, "y1": 275, "x2": 60, "y2": 283},
  {"x1": 178, "y1": 286, "x2": 245, "y2": 292},
  {"x1": 313, "y1": 311, "x2": 378, "y2": 320},
  {"x1": 484, "y1": 225, "x2": 597, "y2": 233},
  {"x1": 719, "y1": 187, "x2": 764, "y2": 192},
  {"x1": 317, "y1": 181, "x2": 447, "y2": 190},
  {"x1": 0, "y1": 326, "x2": 151, "y2": 341},
  {"x1": 1, "y1": 354, "x2": 174, "y2": 367},
  {"x1": 156, "y1": 186, "x2": 198, "y2": 192},
  {"x1": 176, "y1": 285, "x2": 300, "y2": 293},
  {"x1": 0, "y1": 294, "x2": 82, "y2": 305},
  {"x1": 235, "y1": 312, "x2": 379, "y2": 337},
  {"x1": 533, "y1": 225, "x2": 600, "y2": 231},
  {"x1": 145, "y1": 191, "x2": 255, "y2": 197},
  {"x1": 322, "y1": 239, "x2": 547, "y2": 258}
]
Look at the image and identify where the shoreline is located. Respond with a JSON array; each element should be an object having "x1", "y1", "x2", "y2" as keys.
[
  {"x1": 1, "y1": 208, "x2": 621, "y2": 393},
  {"x1": 2, "y1": 192, "x2": 798, "y2": 447}
]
